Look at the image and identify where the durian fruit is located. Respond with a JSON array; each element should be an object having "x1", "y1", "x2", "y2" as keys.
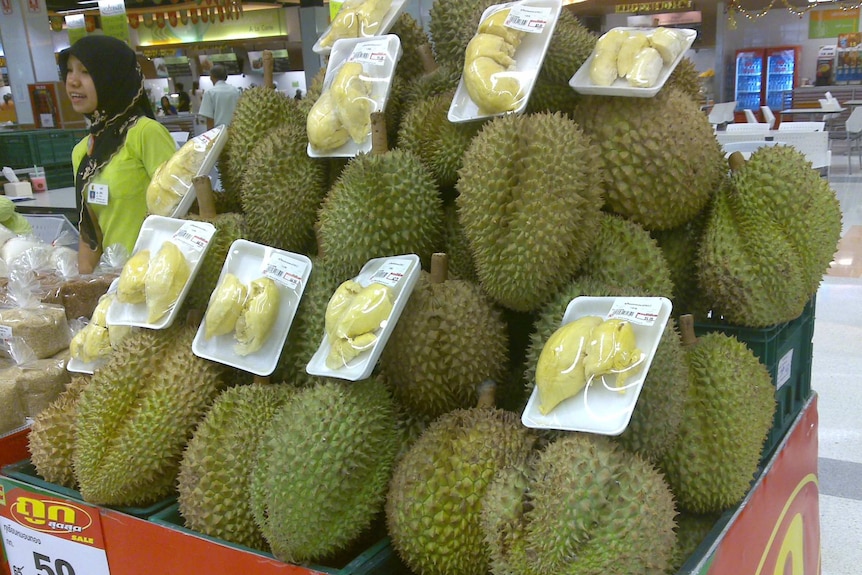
[
  {"x1": 538, "y1": 10, "x2": 596, "y2": 86},
  {"x1": 250, "y1": 378, "x2": 400, "y2": 564},
  {"x1": 219, "y1": 88, "x2": 302, "y2": 206},
  {"x1": 627, "y1": 46, "x2": 664, "y2": 88},
  {"x1": 389, "y1": 12, "x2": 432, "y2": 85},
  {"x1": 203, "y1": 273, "x2": 248, "y2": 339},
  {"x1": 177, "y1": 383, "x2": 295, "y2": 551},
  {"x1": 183, "y1": 213, "x2": 246, "y2": 312},
  {"x1": 234, "y1": 277, "x2": 280, "y2": 356},
  {"x1": 670, "y1": 511, "x2": 722, "y2": 573},
  {"x1": 617, "y1": 32, "x2": 651, "y2": 78},
  {"x1": 667, "y1": 57, "x2": 703, "y2": 102},
  {"x1": 651, "y1": 27, "x2": 685, "y2": 63},
  {"x1": 117, "y1": 249, "x2": 150, "y2": 304},
  {"x1": 145, "y1": 241, "x2": 191, "y2": 323},
  {"x1": 441, "y1": 204, "x2": 478, "y2": 282},
  {"x1": 659, "y1": 331, "x2": 775, "y2": 513},
  {"x1": 403, "y1": 65, "x2": 462, "y2": 111},
  {"x1": 578, "y1": 213, "x2": 675, "y2": 297},
  {"x1": 387, "y1": 406, "x2": 538, "y2": 575},
  {"x1": 69, "y1": 324, "x2": 111, "y2": 363},
  {"x1": 241, "y1": 121, "x2": 329, "y2": 254},
  {"x1": 481, "y1": 434, "x2": 678, "y2": 575},
  {"x1": 524, "y1": 277, "x2": 689, "y2": 463},
  {"x1": 28, "y1": 375, "x2": 91, "y2": 489},
  {"x1": 653, "y1": 207, "x2": 711, "y2": 318},
  {"x1": 73, "y1": 325, "x2": 224, "y2": 506},
  {"x1": 456, "y1": 112, "x2": 605, "y2": 312},
  {"x1": 397, "y1": 91, "x2": 483, "y2": 191},
  {"x1": 428, "y1": 0, "x2": 500, "y2": 71},
  {"x1": 316, "y1": 149, "x2": 444, "y2": 279},
  {"x1": 380, "y1": 254, "x2": 509, "y2": 422},
  {"x1": 571, "y1": 87, "x2": 725, "y2": 231},
  {"x1": 698, "y1": 147, "x2": 842, "y2": 326}
]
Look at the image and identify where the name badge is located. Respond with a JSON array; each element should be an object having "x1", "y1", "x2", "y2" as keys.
[{"x1": 88, "y1": 183, "x2": 109, "y2": 206}]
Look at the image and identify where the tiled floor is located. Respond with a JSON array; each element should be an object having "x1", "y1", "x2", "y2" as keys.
[{"x1": 815, "y1": 151, "x2": 862, "y2": 575}]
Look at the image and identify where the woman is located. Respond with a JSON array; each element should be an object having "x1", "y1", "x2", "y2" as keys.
[
  {"x1": 160, "y1": 95, "x2": 178, "y2": 116},
  {"x1": 60, "y1": 35, "x2": 176, "y2": 274}
]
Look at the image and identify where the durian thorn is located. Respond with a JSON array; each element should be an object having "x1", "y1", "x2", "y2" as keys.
[
  {"x1": 430, "y1": 253, "x2": 449, "y2": 284},
  {"x1": 263, "y1": 50, "x2": 274, "y2": 89},
  {"x1": 728, "y1": 151, "x2": 746, "y2": 172},
  {"x1": 192, "y1": 175, "x2": 218, "y2": 219},
  {"x1": 314, "y1": 220, "x2": 325, "y2": 259},
  {"x1": 679, "y1": 314, "x2": 698, "y2": 347},
  {"x1": 370, "y1": 111, "x2": 388, "y2": 154},
  {"x1": 253, "y1": 375, "x2": 271, "y2": 385},
  {"x1": 186, "y1": 308, "x2": 204, "y2": 329},
  {"x1": 476, "y1": 379, "x2": 497, "y2": 409},
  {"x1": 418, "y1": 43, "x2": 438, "y2": 75}
]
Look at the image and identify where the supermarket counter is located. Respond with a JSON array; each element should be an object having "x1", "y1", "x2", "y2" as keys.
[{"x1": 12, "y1": 186, "x2": 77, "y2": 221}]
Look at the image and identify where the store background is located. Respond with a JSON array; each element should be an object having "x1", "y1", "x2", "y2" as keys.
[{"x1": 0, "y1": 0, "x2": 861, "y2": 572}]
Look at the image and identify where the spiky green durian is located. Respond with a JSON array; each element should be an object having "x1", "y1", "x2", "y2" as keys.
[
  {"x1": 28, "y1": 376, "x2": 90, "y2": 489},
  {"x1": 578, "y1": 213, "x2": 675, "y2": 297},
  {"x1": 380, "y1": 261, "x2": 508, "y2": 422},
  {"x1": 397, "y1": 91, "x2": 483, "y2": 191},
  {"x1": 456, "y1": 112, "x2": 605, "y2": 312},
  {"x1": 250, "y1": 378, "x2": 399, "y2": 564},
  {"x1": 669, "y1": 511, "x2": 722, "y2": 573},
  {"x1": 387, "y1": 407, "x2": 538, "y2": 575},
  {"x1": 482, "y1": 434, "x2": 677, "y2": 575},
  {"x1": 523, "y1": 276, "x2": 689, "y2": 462},
  {"x1": 73, "y1": 325, "x2": 224, "y2": 507},
  {"x1": 219, "y1": 88, "x2": 302, "y2": 203},
  {"x1": 177, "y1": 383, "x2": 295, "y2": 551},
  {"x1": 317, "y1": 149, "x2": 444, "y2": 279},
  {"x1": 538, "y1": 10, "x2": 596, "y2": 86},
  {"x1": 403, "y1": 65, "x2": 462, "y2": 110},
  {"x1": 660, "y1": 332, "x2": 775, "y2": 513},
  {"x1": 390, "y1": 12, "x2": 432, "y2": 84},
  {"x1": 240, "y1": 121, "x2": 329, "y2": 254},
  {"x1": 652, "y1": 208, "x2": 711, "y2": 318},
  {"x1": 183, "y1": 213, "x2": 246, "y2": 312},
  {"x1": 571, "y1": 87, "x2": 724, "y2": 231},
  {"x1": 428, "y1": 0, "x2": 499, "y2": 71},
  {"x1": 442, "y1": 204, "x2": 478, "y2": 282},
  {"x1": 525, "y1": 82, "x2": 582, "y2": 116},
  {"x1": 666, "y1": 57, "x2": 702, "y2": 102},
  {"x1": 698, "y1": 146, "x2": 842, "y2": 326}
]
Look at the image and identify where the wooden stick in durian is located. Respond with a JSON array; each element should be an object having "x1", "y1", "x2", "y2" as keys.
[
  {"x1": 430, "y1": 252, "x2": 449, "y2": 284},
  {"x1": 370, "y1": 111, "x2": 388, "y2": 154},
  {"x1": 192, "y1": 175, "x2": 217, "y2": 220},
  {"x1": 263, "y1": 50, "x2": 274, "y2": 90}
]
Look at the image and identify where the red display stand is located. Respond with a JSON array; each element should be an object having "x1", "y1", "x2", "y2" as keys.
[{"x1": 1, "y1": 396, "x2": 820, "y2": 575}]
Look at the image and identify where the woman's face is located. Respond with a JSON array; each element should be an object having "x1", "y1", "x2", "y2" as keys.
[{"x1": 65, "y1": 55, "x2": 98, "y2": 115}]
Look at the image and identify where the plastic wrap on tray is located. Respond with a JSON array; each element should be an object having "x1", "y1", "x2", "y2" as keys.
[{"x1": 317, "y1": 0, "x2": 395, "y2": 49}]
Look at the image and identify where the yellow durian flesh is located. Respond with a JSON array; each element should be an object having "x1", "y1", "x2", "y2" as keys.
[
  {"x1": 90, "y1": 293, "x2": 115, "y2": 327},
  {"x1": 204, "y1": 273, "x2": 248, "y2": 340},
  {"x1": 117, "y1": 249, "x2": 151, "y2": 304},
  {"x1": 330, "y1": 61, "x2": 374, "y2": 144},
  {"x1": 478, "y1": 8, "x2": 526, "y2": 49},
  {"x1": 325, "y1": 280, "x2": 364, "y2": 339},
  {"x1": 234, "y1": 277, "x2": 280, "y2": 356},
  {"x1": 583, "y1": 319, "x2": 643, "y2": 388},
  {"x1": 589, "y1": 28, "x2": 629, "y2": 86},
  {"x1": 535, "y1": 316, "x2": 602, "y2": 415},
  {"x1": 354, "y1": 0, "x2": 392, "y2": 36},
  {"x1": 650, "y1": 27, "x2": 683, "y2": 64},
  {"x1": 307, "y1": 90, "x2": 351, "y2": 151},
  {"x1": 320, "y1": 6, "x2": 359, "y2": 48},
  {"x1": 325, "y1": 332, "x2": 378, "y2": 369},
  {"x1": 617, "y1": 33, "x2": 650, "y2": 78},
  {"x1": 627, "y1": 47, "x2": 664, "y2": 88},
  {"x1": 465, "y1": 33, "x2": 516, "y2": 69},
  {"x1": 145, "y1": 241, "x2": 191, "y2": 324},
  {"x1": 70, "y1": 324, "x2": 111, "y2": 363},
  {"x1": 464, "y1": 58, "x2": 523, "y2": 114},
  {"x1": 332, "y1": 282, "x2": 393, "y2": 339}
]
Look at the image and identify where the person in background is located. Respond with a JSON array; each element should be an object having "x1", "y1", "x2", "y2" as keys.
[
  {"x1": 175, "y1": 82, "x2": 191, "y2": 113},
  {"x1": 294, "y1": 89, "x2": 303, "y2": 100},
  {"x1": 0, "y1": 93, "x2": 15, "y2": 123},
  {"x1": 199, "y1": 64, "x2": 240, "y2": 130},
  {"x1": 60, "y1": 35, "x2": 176, "y2": 274},
  {"x1": 160, "y1": 95, "x2": 177, "y2": 116}
]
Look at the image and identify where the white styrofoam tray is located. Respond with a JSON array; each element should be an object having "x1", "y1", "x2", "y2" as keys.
[
  {"x1": 521, "y1": 296, "x2": 672, "y2": 435},
  {"x1": 568, "y1": 27, "x2": 696, "y2": 98},
  {"x1": 169, "y1": 125, "x2": 228, "y2": 219},
  {"x1": 306, "y1": 254, "x2": 420, "y2": 382},
  {"x1": 106, "y1": 215, "x2": 215, "y2": 330},
  {"x1": 192, "y1": 240, "x2": 312, "y2": 377},
  {"x1": 307, "y1": 35, "x2": 402, "y2": 158},
  {"x1": 448, "y1": 0, "x2": 562, "y2": 123},
  {"x1": 312, "y1": 0, "x2": 407, "y2": 55},
  {"x1": 67, "y1": 278, "x2": 120, "y2": 375}
]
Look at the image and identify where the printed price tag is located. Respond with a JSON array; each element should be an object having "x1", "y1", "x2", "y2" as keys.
[
  {"x1": 0, "y1": 325, "x2": 12, "y2": 341},
  {"x1": 369, "y1": 258, "x2": 412, "y2": 288},
  {"x1": 505, "y1": 5, "x2": 552, "y2": 34},
  {"x1": 171, "y1": 221, "x2": 214, "y2": 253},
  {"x1": 262, "y1": 251, "x2": 309, "y2": 290},
  {"x1": 87, "y1": 184, "x2": 109, "y2": 206},
  {"x1": 607, "y1": 297, "x2": 663, "y2": 326},
  {"x1": 1, "y1": 490, "x2": 110, "y2": 575},
  {"x1": 348, "y1": 39, "x2": 389, "y2": 66}
]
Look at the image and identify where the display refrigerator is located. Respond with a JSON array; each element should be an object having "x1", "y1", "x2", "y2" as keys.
[
  {"x1": 734, "y1": 46, "x2": 801, "y2": 113},
  {"x1": 734, "y1": 49, "x2": 764, "y2": 112}
]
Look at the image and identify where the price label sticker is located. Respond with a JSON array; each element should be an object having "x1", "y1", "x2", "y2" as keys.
[
  {"x1": 262, "y1": 251, "x2": 309, "y2": 290},
  {"x1": 87, "y1": 184, "x2": 109, "y2": 206},
  {"x1": 369, "y1": 258, "x2": 412, "y2": 288},
  {"x1": 504, "y1": 5, "x2": 552, "y2": 34},
  {"x1": 1, "y1": 490, "x2": 111, "y2": 575},
  {"x1": 0, "y1": 325, "x2": 12, "y2": 341},
  {"x1": 348, "y1": 39, "x2": 389, "y2": 66},
  {"x1": 171, "y1": 221, "x2": 214, "y2": 253},
  {"x1": 607, "y1": 297, "x2": 663, "y2": 326}
]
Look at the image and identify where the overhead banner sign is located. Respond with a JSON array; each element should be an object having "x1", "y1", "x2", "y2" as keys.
[
  {"x1": 809, "y1": 8, "x2": 859, "y2": 39},
  {"x1": 99, "y1": 0, "x2": 130, "y2": 44},
  {"x1": 615, "y1": 1, "x2": 692, "y2": 13},
  {"x1": 65, "y1": 14, "x2": 86, "y2": 45},
  {"x1": 136, "y1": 8, "x2": 287, "y2": 46}
]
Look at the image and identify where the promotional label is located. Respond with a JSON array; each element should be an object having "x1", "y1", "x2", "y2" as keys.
[
  {"x1": 348, "y1": 39, "x2": 389, "y2": 66},
  {"x1": 776, "y1": 348, "x2": 794, "y2": 389},
  {"x1": 505, "y1": 5, "x2": 552, "y2": 34},
  {"x1": 1, "y1": 489, "x2": 110, "y2": 575},
  {"x1": 172, "y1": 221, "x2": 213, "y2": 253},
  {"x1": 606, "y1": 297, "x2": 662, "y2": 326},
  {"x1": 263, "y1": 252, "x2": 308, "y2": 291},
  {"x1": 369, "y1": 258, "x2": 411, "y2": 288}
]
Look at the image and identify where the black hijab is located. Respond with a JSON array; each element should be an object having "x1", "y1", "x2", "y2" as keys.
[{"x1": 59, "y1": 36, "x2": 154, "y2": 251}]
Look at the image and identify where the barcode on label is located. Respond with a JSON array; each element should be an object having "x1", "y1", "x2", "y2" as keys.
[
  {"x1": 608, "y1": 307, "x2": 636, "y2": 318},
  {"x1": 606, "y1": 297, "x2": 662, "y2": 326},
  {"x1": 172, "y1": 221, "x2": 214, "y2": 253},
  {"x1": 174, "y1": 230, "x2": 206, "y2": 249},
  {"x1": 508, "y1": 14, "x2": 529, "y2": 27},
  {"x1": 350, "y1": 40, "x2": 389, "y2": 66},
  {"x1": 504, "y1": 6, "x2": 551, "y2": 34},
  {"x1": 369, "y1": 258, "x2": 412, "y2": 288},
  {"x1": 262, "y1": 252, "x2": 308, "y2": 290}
]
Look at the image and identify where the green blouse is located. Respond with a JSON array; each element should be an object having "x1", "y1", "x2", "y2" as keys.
[{"x1": 72, "y1": 117, "x2": 176, "y2": 254}]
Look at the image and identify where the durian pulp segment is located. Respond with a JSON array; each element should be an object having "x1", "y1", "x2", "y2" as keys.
[
  {"x1": 462, "y1": 8, "x2": 526, "y2": 114},
  {"x1": 535, "y1": 316, "x2": 602, "y2": 415},
  {"x1": 583, "y1": 318, "x2": 643, "y2": 389},
  {"x1": 117, "y1": 249, "x2": 151, "y2": 304},
  {"x1": 307, "y1": 91, "x2": 351, "y2": 151},
  {"x1": 325, "y1": 281, "x2": 394, "y2": 369},
  {"x1": 204, "y1": 273, "x2": 249, "y2": 340},
  {"x1": 627, "y1": 47, "x2": 663, "y2": 88},
  {"x1": 330, "y1": 61, "x2": 375, "y2": 144},
  {"x1": 145, "y1": 241, "x2": 192, "y2": 324},
  {"x1": 234, "y1": 276, "x2": 280, "y2": 356},
  {"x1": 320, "y1": 0, "x2": 393, "y2": 47}
]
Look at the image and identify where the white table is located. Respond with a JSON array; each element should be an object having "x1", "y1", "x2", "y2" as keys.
[{"x1": 780, "y1": 107, "x2": 846, "y2": 119}]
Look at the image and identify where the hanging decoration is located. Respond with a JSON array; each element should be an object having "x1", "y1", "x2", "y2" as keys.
[
  {"x1": 180, "y1": 9, "x2": 189, "y2": 24},
  {"x1": 168, "y1": 10, "x2": 178, "y2": 26},
  {"x1": 85, "y1": 14, "x2": 97, "y2": 32},
  {"x1": 217, "y1": 4, "x2": 225, "y2": 21},
  {"x1": 49, "y1": 15, "x2": 64, "y2": 31},
  {"x1": 143, "y1": 12, "x2": 154, "y2": 27},
  {"x1": 727, "y1": 0, "x2": 862, "y2": 29},
  {"x1": 200, "y1": 7, "x2": 208, "y2": 22},
  {"x1": 128, "y1": 13, "x2": 140, "y2": 28},
  {"x1": 156, "y1": 10, "x2": 165, "y2": 27},
  {"x1": 190, "y1": 7, "x2": 198, "y2": 22}
]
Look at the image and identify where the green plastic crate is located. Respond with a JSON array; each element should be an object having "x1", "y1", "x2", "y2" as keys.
[
  {"x1": 1, "y1": 459, "x2": 175, "y2": 519},
  {"x1": 0, "y1": 131, "x2": 38, "y2": 169},
  {"x1": 34, "y1": 130, "x2": 84, "y2": 165},
  {"x1": 694, "y1": 296, "x2": 815, "y2": 462},
  {"x1": 149, "y1": 503, "x2": 410, "y2": 575},
  {"x1": 44, "y1": 162, "x2": 76, "y2": 189}
]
